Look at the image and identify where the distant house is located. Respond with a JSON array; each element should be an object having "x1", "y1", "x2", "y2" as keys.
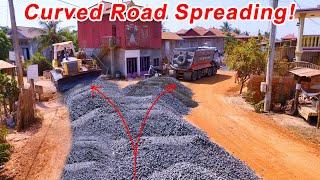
[
  {"x1": 161, "y1": 32, "x2": 183, "y2": 61},
  {"x1": 8, "y1": 26, "x2": 45, "y2": 60},
  {"x1": 275, "y1": 33, "x2": 320, "y2": 63},
  {"x1": 78, "y1": 1, "x2": 162, "y2": 78},
  {"x1": 176, "y1": 26, "x2": 226, "y2": 52},
  {"x1": 295, "y1": 5, "x2": 320, "y2": 64}
]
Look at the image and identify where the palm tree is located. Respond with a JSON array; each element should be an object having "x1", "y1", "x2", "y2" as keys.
[
  {"x1": 220, "y1": 22, "x2": 232, "y2": 33},
  {"x1": 37, "y1": 21, "x2": 64, "y2": 53},
  {"x1": 233, "y1": 28, "x2": 241, "y2": 35},
  {"x1": 243, "y1": 31, "x2": 250, "y2": 36}
]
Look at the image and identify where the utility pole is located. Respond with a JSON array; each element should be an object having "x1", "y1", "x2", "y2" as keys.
[
  {"x1": 264, "y1": 0, "x2": 279, "y2": 112},
  {"x1": 8, "y1": 0, "x2": 24, "y2": 88},
  {"x1": 8, "y1": 0, "x2": 24, "y2": 126}
]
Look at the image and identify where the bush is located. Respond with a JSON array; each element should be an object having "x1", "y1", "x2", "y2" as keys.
[
  {"x1": 25, "y1": 52, "x2": 52, "y2": 76},
  {"x1": 254, "y1": 100, "x2": 265, "y2": 113},
  {"x1": 0, "y1": 127, "x2": 8, "y2": 143},
  {"x1": 242, "y1": 90, "x2": 256, "y2": 105},
  {"x1": 0, "y1": 127, "x2": 10, "y2": 166},
  {"x1": 0, "y1": 143, "x2": 11, "y2": 165}
]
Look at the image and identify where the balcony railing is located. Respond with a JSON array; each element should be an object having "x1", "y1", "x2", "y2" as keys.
[
  {"x1": 290, "y1": 61, "x2": 320, "y2": 70},
  {"x1": 100, "y1": 36, "x2": 121, "y2": 48},
  {"x1": 302, "y1": 35, "x2": 320, "y2": 48}
]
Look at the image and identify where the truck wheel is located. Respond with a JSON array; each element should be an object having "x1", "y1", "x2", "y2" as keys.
[
  {"x1": 191, "y1": 71, "x2": 198, "y2": 81},
  {"x1": 207, "y1": 68, "x2": 213, "y2": 76},
  {"x1": 212, "y1": 67, "x2": 217, "y2": 76},
  {"x1": 197, "y1": 70, "x2": 202, "y2": 79}
]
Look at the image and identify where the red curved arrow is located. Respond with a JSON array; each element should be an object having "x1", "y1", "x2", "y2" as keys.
[{"x1": 90, "y1": 83, "x2": 176, "y2": 180}]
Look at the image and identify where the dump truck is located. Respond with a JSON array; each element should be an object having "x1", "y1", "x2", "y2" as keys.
[
  {"x1": 169, "y1": 46, "x2": 221, "y2": 81},
  {"x1": 50, "y1": 41, "x2": 102, "y2": 91}
]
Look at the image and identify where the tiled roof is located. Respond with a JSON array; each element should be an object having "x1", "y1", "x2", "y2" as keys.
[
  {"x1": 162, "y1": 32, "x2": 183, "y2": 40},
  {"x1": 177, "y1": 27, "x2": 225, "y2": 37},
  {"x1": 8, "y1": 26, "x2": 45, "y2": 40},
  {"x1": 176, "y1": 29, "x2": 187, "y2": 35},
  {"x1": 282, "y1": 34, "x2": 297, "y2": 40},
  {"x1": 91, "y1": 1, "x2": 143, "y2": 14},
  {"x1": 192, "y1": 26, "x2": 208, "y2": 36},
  {"x1": 0, "y1": 60, "x2": 16, "y2": 70},
  {"x1": 208, "y1": 27, "x2": 225, "y2": 37}
]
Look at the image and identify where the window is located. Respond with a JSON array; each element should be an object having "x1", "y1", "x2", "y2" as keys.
[
  {"x1": 140, "y1": 57, "x2": 150, "y2": 72},
  {"x1": 153, "y1": 58, "x2": 160, "y2": 67}
]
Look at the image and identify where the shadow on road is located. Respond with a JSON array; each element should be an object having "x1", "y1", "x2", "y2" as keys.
[{"x1": 192, "y1": 73, "x2": 233, "y2": 85}]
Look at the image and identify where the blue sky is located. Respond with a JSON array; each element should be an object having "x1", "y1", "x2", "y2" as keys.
[{"x1": 0, "y1": 0, "x2": 319, "y2": 38}]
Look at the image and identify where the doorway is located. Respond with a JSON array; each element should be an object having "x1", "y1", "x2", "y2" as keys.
[{"x1": 127, "y1": 58, "x2": 137, "y2": 77}]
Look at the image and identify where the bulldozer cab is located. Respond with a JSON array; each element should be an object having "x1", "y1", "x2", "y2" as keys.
[{"x1": 53, "y1": 41, "x2": 76, "y2": 67}]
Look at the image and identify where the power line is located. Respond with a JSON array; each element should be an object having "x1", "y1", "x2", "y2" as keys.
[{"x1": 57, "y1": 0, "x2": 80, "y2": 8}]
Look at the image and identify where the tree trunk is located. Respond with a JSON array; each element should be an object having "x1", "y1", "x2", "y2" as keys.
[{"x1": 240, "y1": 82, "x2": 244, "y2": 94}]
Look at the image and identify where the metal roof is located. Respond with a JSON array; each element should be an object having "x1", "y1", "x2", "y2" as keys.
[
  {"x1": 162, "y1": 32, "x2": 183, "y2": 40},
  {"x1": 0, "y1": 60, "x2": 16, "y2": 70},
  {"x1": 290, "y1": 67, "x2": 320, "y2": 77}
]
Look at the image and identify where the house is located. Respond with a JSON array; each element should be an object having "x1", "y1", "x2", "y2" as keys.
[
  {"x1": 8, "y1": 26, "x2": 45, "y2": 60},
  {"x1": 176, "y1": 26, "x2": 225, "y2": 52},
  {"x1": 161, "y1": 32, "x2": 183, "y2": 62},
  {"x1": 77, "y1": 1, "x2": 162, "y2": 78},
  {"x1": 275, "y1": 32, "x2": 320, "y2": 62},
  {"x1": 295, "y1": 5, "x2": 320, "y2": 64}
]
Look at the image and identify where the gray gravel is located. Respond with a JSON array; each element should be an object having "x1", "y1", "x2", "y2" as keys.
[{"x1": 62, "y1": 77, "x2": 259, "y2": 180}]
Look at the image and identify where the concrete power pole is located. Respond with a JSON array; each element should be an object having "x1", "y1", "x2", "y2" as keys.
[
  {"x1": 264, "y1": 0, "x2": 279, "y2": 112},
  {"x1": 8, "y1": 0, "x2": 24, "y2": 126},
  {"x1": 8, "y1": 0, "x2": 24, "y2": 88}
]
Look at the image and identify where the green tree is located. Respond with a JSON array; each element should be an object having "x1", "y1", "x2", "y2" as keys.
[
  {"x1": 37, "y1": 21, "x2": 64, "y2": 51},
  {"x1": 0, "y1": 72, "x2": 19, "y2": 116},
  {"x1": 220, "y1": 22, "x2": 232, "y2": 33},
  {"x1": 0, "y1": 29, "x2": 12, "y2": 60},
  {"x1": 225, "y1": 38, "x2": 267, "y2": 94},
  {"x1": 58, "y1": 28, "x2": 78, "y2": 51},
  {"x1": 233, "y1": 28, "x2": 241, "y2": 35}
]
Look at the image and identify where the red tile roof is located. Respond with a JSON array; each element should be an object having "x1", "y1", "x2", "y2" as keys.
[
  {"x1": 282, "y1": 34, "x2": 297, "y2": 40},
  {"x1": 162, "y1": 32, "x2": 183, "y2": 40},
  {"x1": 177, "y1": 27, "x2": 225, "y2": 37},
  {"x1": 176, "y1": 29, "x2": 187, "y2": 35},
  {"x1": 208, "y1": 27, "x2": 225, "y2": 37},
  {"x1": 90, "y1": 1, "x2": 143, "y2": 14},
  {"x1": 192, "y1": 26, "x2": 208, "y2": 36}
]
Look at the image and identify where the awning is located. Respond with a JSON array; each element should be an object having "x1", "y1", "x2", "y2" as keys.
[
  {"x1": 290, "y1": 67, "x2": 320, "y2": 77},
  {"x1": 0, "y1": 60, "x2": 16, "y2": 70}
]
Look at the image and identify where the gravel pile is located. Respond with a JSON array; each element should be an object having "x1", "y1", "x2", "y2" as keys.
[{"x1": 62, "y1": 77, "x2": 259, "y2": 180}]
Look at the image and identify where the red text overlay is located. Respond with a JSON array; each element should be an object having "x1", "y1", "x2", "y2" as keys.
[{"x1": 25, "y1": 3, "x2": 296, "y2": 25}]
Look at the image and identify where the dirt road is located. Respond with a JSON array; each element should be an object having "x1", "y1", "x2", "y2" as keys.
[
  {"x1": 184, "y1": 70, "x2": 320, "y2": 180},
  {"x1": 2, "y1": 98, "x2": 71, "y2": 180}
]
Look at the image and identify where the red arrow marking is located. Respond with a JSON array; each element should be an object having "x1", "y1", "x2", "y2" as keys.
[{"x1": 90, "y1": 84, "x2": 176, "y2": 180}]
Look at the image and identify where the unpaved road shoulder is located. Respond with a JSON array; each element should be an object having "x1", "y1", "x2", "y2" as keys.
[
  {"x1": 184, "y1": 71, "x2": 320, "y2": 180},
  {"x1": 2, "y1": 98, "x2": 71, "y2": 180}
]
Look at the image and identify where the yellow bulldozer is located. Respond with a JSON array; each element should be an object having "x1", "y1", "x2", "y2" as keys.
[{"x1": 50, "y1": 41, "x2": 102, "y2": 91}]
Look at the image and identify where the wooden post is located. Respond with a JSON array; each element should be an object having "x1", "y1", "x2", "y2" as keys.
[
  {"x1": 293, "y1": 77, "x2": 302, "y2": 115},
  {"x1": 30, "y1": 79, "x2": 35, "y2": 105}
]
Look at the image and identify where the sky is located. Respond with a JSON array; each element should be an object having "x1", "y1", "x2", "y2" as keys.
[{"x1": 0, "y1": 0, "x2": 319, "y2": 38}]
